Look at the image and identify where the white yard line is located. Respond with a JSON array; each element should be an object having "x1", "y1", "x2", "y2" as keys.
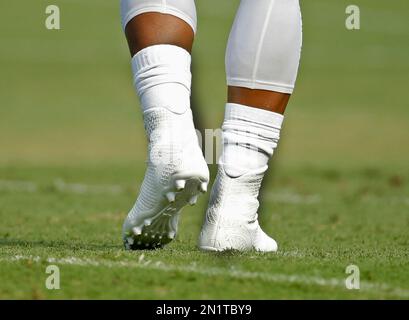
[
  {"x1": 1, "y1": 254, "x2": 409, "y2": 298},
  {"x1": 0, "y1": 180, "x2": 38, "y2": 192},
  {"x1": 0, "y1": 179, "x2": 321, "y2": 204},
  {"x1": 2, "y1": 178, "x2": 409, "y2": 206},
  {"x1": 264, "y1": 192, "x2": 322, "y2": 204},
  {"x1": 0, "y1": 179, "x2": 124, "y2": 195},
  {"x1": 53, "y1": 179, "x2": 124, "y2": 195}
]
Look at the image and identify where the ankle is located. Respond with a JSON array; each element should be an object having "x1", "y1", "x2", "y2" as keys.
[
  {"x1": 131, "y1": 44, "x2": 192, "y2": 114},
  {"x1": 221, "y1": 103, "x2": 284, "y2": 177}
]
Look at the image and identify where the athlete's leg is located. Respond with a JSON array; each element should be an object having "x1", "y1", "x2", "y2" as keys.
[
  {"x1": 123, "y1": 12, "x2": 194, "y2": 55},
  {"x1": 199, "y1": 0, "x2": 302, "y2": 252},
  {"x1": 226, "y1": 0, "x2": 302, "y2": 113},
  {"x1": 120, "y1": 0, "x2": 209, "y2": 250}
]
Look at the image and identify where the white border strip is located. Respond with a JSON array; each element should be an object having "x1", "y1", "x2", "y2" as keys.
[{"x1": 2, "y1": 254, "x2": 408, "y2": 298}]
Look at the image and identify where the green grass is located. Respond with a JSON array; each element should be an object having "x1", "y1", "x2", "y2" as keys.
[{"x1": 0, "y1": 0, "x2": 408, "y2": 299}]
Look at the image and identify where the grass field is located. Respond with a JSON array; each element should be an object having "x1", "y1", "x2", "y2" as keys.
[{"x1": 0, "y1": 0, "x2": 408, "y2": 299}]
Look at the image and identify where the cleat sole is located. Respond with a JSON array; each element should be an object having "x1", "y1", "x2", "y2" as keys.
[{"x1": 124, "y1": 176, "x2": 207, "y2": 250}]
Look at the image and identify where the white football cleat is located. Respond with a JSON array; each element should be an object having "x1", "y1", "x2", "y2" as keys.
[
  {"x1": 123, "y1": 107, "x2": 209, "y2": 250},
  {"x1": 198, "y1": 165, "x2": 277, "y2": 252}
]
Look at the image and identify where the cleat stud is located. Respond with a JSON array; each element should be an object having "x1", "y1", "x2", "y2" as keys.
[
  {"x1": 175, "y1": 179, "x2": 186, "y2": 190},
  {"x1": 132, "y1": 227, "x2": 142, "y2": 235},
  {"x1": 126, "y1": 237, "x2": 134, "y2": 245},
  {"x1": 168, "y1": 231, "x2": 176, "y2": 239},
  {"x1": 200, "y1": 182, "x2": 208, "y2": 193},
  {"x1": 166, "y1": 192, "x2": 175, "y2": 202},
  {"x1": 189, "y1": 195, "x2": 198, "y2": 205},
  {"x1": 144, "y1": 219, "x2": 152, "y2": 226}
]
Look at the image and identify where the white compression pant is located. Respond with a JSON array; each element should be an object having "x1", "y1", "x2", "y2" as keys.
[{"x1": 120, "y1": 0, "x2": 302, "y2": 94}]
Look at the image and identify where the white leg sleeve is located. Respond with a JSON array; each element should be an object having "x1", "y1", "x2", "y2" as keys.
[
  {"x1": 120, "y1": 0, "x2": 197, "y2": 33},
  {"x1": 226, "y1": 0, "x2": 302, "y2": 94}
]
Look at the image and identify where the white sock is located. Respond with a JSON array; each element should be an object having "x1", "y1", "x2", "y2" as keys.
[
  {"x1": 221, "y1": 103, "x2": 284, "y2": 177},
  {"x1": 131, "y1": 44, "x2": 192, "y2": 114}
]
